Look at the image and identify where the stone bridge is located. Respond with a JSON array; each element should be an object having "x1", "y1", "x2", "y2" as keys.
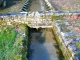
[
  {"x1": 0, "y1": 11, "x2": 53, "y2": 28},
  {"x1": 0, "y1": 11, "x2": 80, "y2": 28}
]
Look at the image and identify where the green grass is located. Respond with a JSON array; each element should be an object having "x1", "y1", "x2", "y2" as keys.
[
  {"x1": 76, "y1": 42, "x2": 80, "y2": 49},
  {"x1": 0, "y1": 26, "x2": 17, "y2": 60},
  {"x1": 0, "y1": 24, "x2": 28, "y2": 60}
]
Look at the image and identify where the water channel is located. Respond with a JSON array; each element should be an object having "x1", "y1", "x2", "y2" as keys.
[
  {"x1": 28, "y1": 0, "x2": 58, "y2": 60},
  {"x1": 27, "y1": 0, "x2": 50, "y2": 12}
]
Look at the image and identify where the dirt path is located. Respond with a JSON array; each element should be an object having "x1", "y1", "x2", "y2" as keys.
[{"x1": 29, "y1": 28, "x2": 58, "y2": 60}]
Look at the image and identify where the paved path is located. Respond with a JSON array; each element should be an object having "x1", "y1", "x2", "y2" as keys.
[{"x1": 29, "y1": 29, "x2": 58, "y2": 60}]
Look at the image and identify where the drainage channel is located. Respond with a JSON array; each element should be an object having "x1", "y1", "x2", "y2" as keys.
[
  {"x1": 21, "y1": 0, "x2": 51, "y2": 12},
  {"x1": 24, "y1": 0, "x2": 59, "y2": 60},
  {"x1": 28, "y1": 28, "x2": 59, "y2": 60}
]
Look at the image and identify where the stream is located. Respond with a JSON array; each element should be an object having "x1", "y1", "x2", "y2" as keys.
[{"x1": 28, "y1": 0, "x2": 58, "y2": 60}]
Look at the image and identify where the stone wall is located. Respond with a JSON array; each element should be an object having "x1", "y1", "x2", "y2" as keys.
[
  {"x1": 0, "y1": 11, "x2": 79, "y2": 28},
  {"x1": 0, "y1": 12, "x2": 26, "y2": 23},
  {"x1": 0, "y1": 12, "x2": 53, "y2": 28}
]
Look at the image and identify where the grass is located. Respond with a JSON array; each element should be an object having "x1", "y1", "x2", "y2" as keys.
[
  {"x1": 76, "y1": 42, "x2": 80, "y2": 49},
  {"x1": 0, "y1": 24, "x2": 28, "y2": 60},
  {"x1": 0, "y1": 26, "x2": 17, "y2": 60}
]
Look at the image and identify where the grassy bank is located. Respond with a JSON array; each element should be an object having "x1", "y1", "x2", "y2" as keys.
[{"x1": 0, "y1": 23, "x2": 29, "y2": 60}]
